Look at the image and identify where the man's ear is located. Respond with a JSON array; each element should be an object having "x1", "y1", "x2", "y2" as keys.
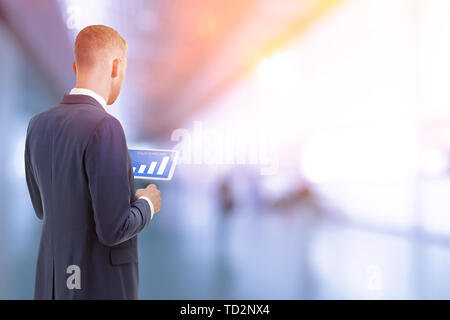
[
  {"x1": 72, "y1": 61, "x2": 77, "y2": 76},
  {"x1": 111, "y1": 58, "x2": 120, "y2": 78}
]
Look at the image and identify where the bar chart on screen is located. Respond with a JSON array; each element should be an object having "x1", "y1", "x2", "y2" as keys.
[{"x1": 129, "y1": 148, "x2": 179, "y2": 180}]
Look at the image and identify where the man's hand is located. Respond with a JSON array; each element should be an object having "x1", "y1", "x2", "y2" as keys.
[{"x1": 136, "y1": 184, "x2": 162, "y2": 214}]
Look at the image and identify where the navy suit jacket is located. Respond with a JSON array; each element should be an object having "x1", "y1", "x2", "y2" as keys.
[{"x1": 25, "y1": 94, "x2": 152, "y2": 299}]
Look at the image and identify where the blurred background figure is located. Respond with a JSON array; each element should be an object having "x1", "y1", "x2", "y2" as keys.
[
  {"x1": 218, "y1": 176, "x2": 235, "y2": 215},
  {"x1": 2, "y1": 0, "x2": 450, "y2": 299}
]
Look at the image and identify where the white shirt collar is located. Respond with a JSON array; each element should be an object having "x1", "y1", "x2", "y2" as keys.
[{"x1": 69, "y1": 88, "x2": 107, "y2": 110}]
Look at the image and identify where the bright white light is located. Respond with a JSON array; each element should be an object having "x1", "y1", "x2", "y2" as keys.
[
  {"x1": 11, "y1": 135, "x2": 26, "y2": 180},
  {"x1": 301, "y1": 121, "x2": 419, "y2": 183},
  {"x1": 256, "y1": 50, "x2": 301, "y2": 95},
  {"x1": 421, "y1": 148, "x2": 448, "y2": 175}
]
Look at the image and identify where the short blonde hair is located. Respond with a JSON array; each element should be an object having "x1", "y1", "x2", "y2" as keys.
[{"x1": 74, "y1": 25, "x2": 127, "y2": 68}]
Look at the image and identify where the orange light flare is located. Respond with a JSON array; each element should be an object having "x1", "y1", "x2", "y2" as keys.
[
  {"x1": 196, "y1": 12, "x2": 218, "y2": 39},
  {"x1": 242, "y1": 0, "x2": 344, "y2": 81}
]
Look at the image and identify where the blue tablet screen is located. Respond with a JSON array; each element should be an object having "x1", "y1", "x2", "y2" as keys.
[{"x1": 129, "y1": 148, "x2": 178, "y2": 180}]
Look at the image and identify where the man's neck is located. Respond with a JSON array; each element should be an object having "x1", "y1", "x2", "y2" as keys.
[
  {"x1": 74, "y1": 75, "x2": 109, "y2": 104},
  {"x1": 70, "y1": 87, "x2": 107, "y2": 109}
]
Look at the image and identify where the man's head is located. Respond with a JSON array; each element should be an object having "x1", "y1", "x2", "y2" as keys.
[{"x1": 73, "y1": 25, "x2": 128, "y2": 105}]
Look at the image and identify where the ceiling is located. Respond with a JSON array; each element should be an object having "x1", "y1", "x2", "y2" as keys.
[{"x1": 0, "y1": 0, "x2": 342, "y2": 139}]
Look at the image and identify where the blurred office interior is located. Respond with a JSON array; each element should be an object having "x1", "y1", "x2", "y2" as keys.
[{"x1": 1, "y1": 0, "x2": 450, "y2": 299}]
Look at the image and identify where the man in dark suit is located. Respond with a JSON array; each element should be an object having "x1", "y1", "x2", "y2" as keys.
[{"x1": 24, "y1": 25, "x2": 162, "y2": 300}]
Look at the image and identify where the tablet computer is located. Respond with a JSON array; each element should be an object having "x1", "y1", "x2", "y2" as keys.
[{"x1": 128, "y1": 148, "x2": 179, "y2": 181}]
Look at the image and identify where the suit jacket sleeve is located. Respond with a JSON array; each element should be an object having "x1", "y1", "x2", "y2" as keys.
[
  {"x1": 84, "y1": 117, "x2": 152, "y2": 247},
  {"x1": 25, "y1": 122, "x2": 44, "y2": 220}
]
